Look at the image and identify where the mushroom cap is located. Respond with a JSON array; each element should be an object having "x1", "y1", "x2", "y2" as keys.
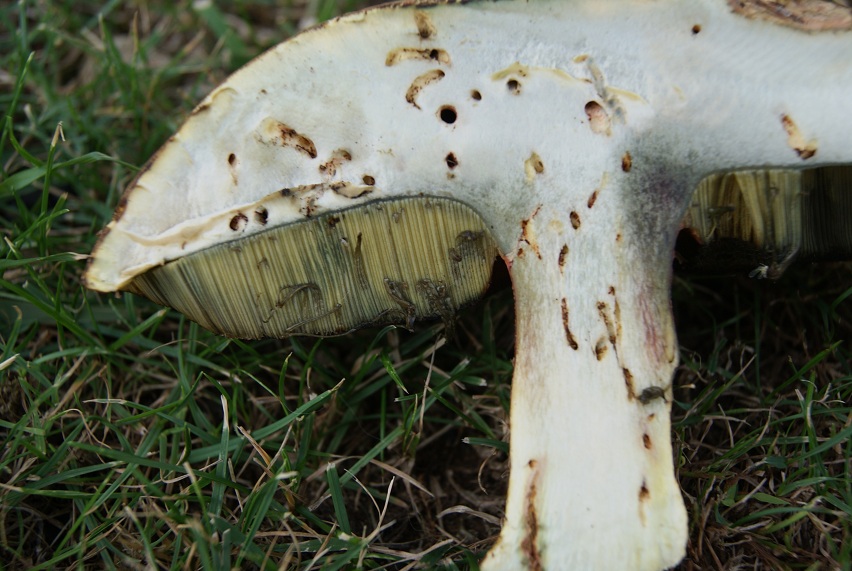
[{"x1": 86, "y1": 0, "x2": 852, "y2": 300}]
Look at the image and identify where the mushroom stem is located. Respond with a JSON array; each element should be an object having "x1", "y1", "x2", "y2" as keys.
[{"x1": 484, "y1": 227, "x2": 686, "y2": 570}]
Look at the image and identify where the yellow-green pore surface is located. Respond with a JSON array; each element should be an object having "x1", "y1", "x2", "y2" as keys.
[{"x1": 128, "y1": 196, "x2": 497, "y2": 338}]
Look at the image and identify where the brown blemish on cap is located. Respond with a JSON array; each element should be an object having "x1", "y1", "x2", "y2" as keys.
[
  {"x1": 643, "y1": 433, "x2": 652, "y2": 449},
  {"x1": 406, "y1": 69, "x2": 445, "y2": 109},
  {"x1": 621, "y1": 151, "x2": 632, "y2": 172}
]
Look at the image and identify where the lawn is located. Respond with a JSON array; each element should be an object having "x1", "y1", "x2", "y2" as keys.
[{"x1": 1, "y1": 1, "x2": 850, "y2": 569}]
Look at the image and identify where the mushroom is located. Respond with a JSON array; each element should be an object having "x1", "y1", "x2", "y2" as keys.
[{"x1": 84, "y1": 1, "x2": 852, "y2": 569}]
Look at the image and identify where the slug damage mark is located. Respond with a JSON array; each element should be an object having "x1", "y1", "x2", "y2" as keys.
[
  {"x1": 227, "y1": 152, "x2": 238, "y2": 185},
  {"x1": 623, "y1": 368, "x2": 636, "y2": 400},
  {"x1": 439, "y1": 105, "x2": 457, "y2": 124},
  {"x1": 386, "y1": 47, "x2": 450, "y2": 66},
  {"x1": 229, "y1": 212, "x2": 248, "y2": 232},
  {"x1": 319, "y1": 148, "x2": 353, "y2": 178},
  {"x1": 597, "y1": 301, "x2": 618, "y2": 352},
  {"x1": 638, "y1": 481, "x2": 651, "y2": 525},
  {"x1": 639, "y1": 481, "x2": 650, "y2": 502},
  {"x1": 780, "y1": 114, "x2": 817, "y2": 159},
  {"x1": 583, "y1": 58, "x2": 634, "y2": 123},
  {"x1": 406, "y1": 69, "x2": 445, "y2": 109},
  {"x1": 414, "y1": 10, "x2": 437, "y2": 39},
  {"x1": 570, "y1": 211, "x2": 581, "y2": 230},
  {"x1": 609, "y1": 286, "x2": 623, "y2": 344},
  {"x1": 594, "y1": 337, "x2": 608, "y2": 361},
  {"x1": 256, "y1": 118, "x2": 317, "y2": 159},
  {"x1": 445, "y1": 152, "x2": 459, "y2": 169},
  {"x1": 524, "y1": 152, "x2": 545, "y2": 182},
  {"x1": 558, "y1": 244, "x2": 569, "y2": 272},
  {"x1": 585, "y1": 100, "x2": 611, "y2": 135},
  {"x1": 521, "y1": 460, "x2": 543, "y2": 571},
  {"x1": 561, "y1": 298, "x2": 579, "y2": 350},
  {"x1": 330, "y1": 181, "x2": 373, "y2": 200},
  {"x1": 518, "y1": 206, "x2": 542, "y2": 259},
  {"x1": 587, "y1": 190, "x2": 598, "y2": 209}
]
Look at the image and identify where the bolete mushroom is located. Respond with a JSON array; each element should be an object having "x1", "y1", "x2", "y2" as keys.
[{"x1": 85, "y1": 1, "x2": 852, "y2": 569}]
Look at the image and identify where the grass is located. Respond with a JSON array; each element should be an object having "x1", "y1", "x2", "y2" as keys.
[{"x1": 1, "y1": 1, "x2": 850, "y2": 569}]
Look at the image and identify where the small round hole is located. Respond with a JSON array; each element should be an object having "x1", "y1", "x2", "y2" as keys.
[
  {"x1": 429, "y1": 49, "x2": 440, "y2": 60},
  {"x1": 362, "y1": 175, "x2": 376, "y2": 185},
  {"x1": 691, "y1": 24, "x2": 701, "y2": 34},
  {"x1": 227, "y1": 153, "x2": 236, "y2": 165},
  {"x1": 439, "y1": 106, "x2": 457, "y2": 124},
  {"x1": 470, "y1": 90, "x2": 482, "y2": 101},
  {"x1": 507, "y1": 79, "x2": 521, "y2": 94},
  {"x1": 229, "y1": 213, "x2": 248, "y2": 231},
  {"x1": 445, "y1": 153, "x2": 458, "y2": 169}
]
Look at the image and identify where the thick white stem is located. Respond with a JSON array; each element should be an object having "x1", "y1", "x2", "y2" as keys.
[{"x1": 483, "y1": 215, "x2": 687, "y2": 570}]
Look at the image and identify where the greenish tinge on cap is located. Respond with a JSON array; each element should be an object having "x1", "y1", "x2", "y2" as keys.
[
  {"x1": 681, "y1": 165, "x2": 852, "y2": 277},
  {"x1": 128, "y1": 196, "x2": 497, "y2": 338}
]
